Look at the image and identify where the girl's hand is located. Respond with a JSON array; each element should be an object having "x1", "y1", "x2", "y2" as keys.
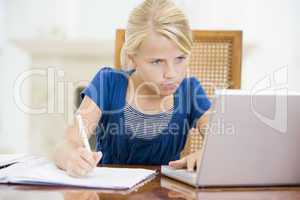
[
  {"x1": 168, "y1": 150, "x2": 201, "y2": 172},
  {"x1": 65, "y1": 148, "x2": 102, "y2": 177}
]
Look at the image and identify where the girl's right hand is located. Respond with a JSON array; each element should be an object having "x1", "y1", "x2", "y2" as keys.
[{"x1": 65, "y1": 148, "x2": 102, "y2": 177}]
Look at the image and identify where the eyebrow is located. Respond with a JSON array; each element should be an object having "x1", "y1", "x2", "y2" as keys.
[{"x1": 147, "y1": 54, "x2": 186, "y2": 60}]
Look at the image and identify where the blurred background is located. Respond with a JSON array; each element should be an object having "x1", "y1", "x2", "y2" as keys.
[{"x1": 0, "y1": 0, "x2": 299, "y2": 155}]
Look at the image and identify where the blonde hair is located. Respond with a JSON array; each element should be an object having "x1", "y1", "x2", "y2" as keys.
[{"x1": 121, "y1": 0, "x2": 193, "y2": 68}]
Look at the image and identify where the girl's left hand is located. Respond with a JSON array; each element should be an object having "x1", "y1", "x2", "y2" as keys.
[{"x1": 168, "y1": 150, "x2": 201, "y2": 171}]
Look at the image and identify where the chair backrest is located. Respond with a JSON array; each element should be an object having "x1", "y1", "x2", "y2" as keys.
[{"x1": 114, "y1": 29, "x2": 242, "y2": 156}]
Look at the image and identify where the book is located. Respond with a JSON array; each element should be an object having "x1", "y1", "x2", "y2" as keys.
[{"x1": 0, "y1": 155, "x2": 157, "y2": 190}]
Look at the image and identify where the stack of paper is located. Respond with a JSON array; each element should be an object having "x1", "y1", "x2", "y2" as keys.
[{"x1": 0, "y1": 155, "x2": 157, "y2": 190}]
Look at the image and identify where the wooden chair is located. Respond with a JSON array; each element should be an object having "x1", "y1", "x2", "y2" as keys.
[{"x1": 114, "y1": 29, "x2": 242, "y2": 157}]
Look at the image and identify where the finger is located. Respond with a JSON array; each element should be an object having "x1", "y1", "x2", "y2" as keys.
[
  {"x1": 66, "y1": 156, "x2": 93, "y2": 178},
  {"x1": 66, "y1": 155, "x2": 91, "y2": 177},
  {"x1": 168, "y1": 157, "x2": 187, "y2": 169},
  {"x1": 66, "y1": 161, "x2": 78, "y2": 177},
  {"x1": 66, "y1": 167, "x2": 76, "y2": 177},
  {"x1": 67, "y1": 164, "x2": 86, "y2": 177},
  {"x1": 76, "y1": 156, "x2": 93, "y2": 172},
  {"x1": 72, "y1": 165, "x2": 88, "y2": 177},
  {"x1": 76, "y1": 160, "x2": 94, "y2": 176},
  {"x1": 79, "y1": 148, "x2": 96, "y2": 167},
  {"x1": 187, "y1": 157, "x2": 197, "y2": 172}
]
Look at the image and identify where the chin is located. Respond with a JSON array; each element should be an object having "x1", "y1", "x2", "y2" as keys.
[{"x1": 159, "y1": 88, "x2": 177, "y2": 96}]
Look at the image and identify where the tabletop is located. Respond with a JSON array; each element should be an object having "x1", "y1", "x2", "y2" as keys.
[{"x1": 1, "y1": 165, "x2": 300, "y2": 200}]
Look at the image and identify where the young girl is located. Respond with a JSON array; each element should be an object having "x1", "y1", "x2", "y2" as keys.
[{"x1": 54, "y1": 0, "x2": 211, "y2": 177}]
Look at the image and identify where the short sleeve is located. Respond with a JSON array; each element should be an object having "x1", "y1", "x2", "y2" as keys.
[
  {"x1": 80, "y1": 67, "x2": 113, "y2": 112},
  {"x1": 189, "y1": 77, "x2": 211, "y2": 127}
]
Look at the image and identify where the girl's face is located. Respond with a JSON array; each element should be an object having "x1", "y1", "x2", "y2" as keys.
[{"x1": 130, "y1": 32, "x2": 189, "y2": 97}]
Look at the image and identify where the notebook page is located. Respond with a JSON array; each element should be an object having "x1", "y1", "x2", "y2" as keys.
[{"x1": 5, "y1": 158, "x2": 156, "y2": 189}]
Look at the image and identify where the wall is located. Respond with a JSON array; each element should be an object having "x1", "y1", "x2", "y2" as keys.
[
  {"x1": 0, "y1": 0, "x2": 30, "y2": 153},
  {"x1": 6, "y1": 0, "x2": 141, "y2": 40},
  {"x1": 291, "y1": 0, "x2": 300, "y2": 90},
  {"x1": 0, "y1": 0, "x2": 5, "y2": 150}
]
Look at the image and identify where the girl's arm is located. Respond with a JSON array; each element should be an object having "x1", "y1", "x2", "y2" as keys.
[
  {"x1": 52, "y1": 96, "x2": 102, "y2": 177},
  {"x1": 168, "y1": 110, "x2": 210, "y2": 171}
]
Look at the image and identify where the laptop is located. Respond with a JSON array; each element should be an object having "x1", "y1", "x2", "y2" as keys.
[{"x1": 162, "y1": 89, "x2": 300, "y2": 187}]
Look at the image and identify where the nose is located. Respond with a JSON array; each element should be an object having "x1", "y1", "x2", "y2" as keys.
[{"x1": 164, "y1": 62, "x2": 176, "y2": 79}]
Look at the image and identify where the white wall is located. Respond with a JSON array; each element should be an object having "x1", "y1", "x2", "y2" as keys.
[
  {"x1": 0, "y1": 0, "x2": 31, "y2": 153},
  {"x1": 0, "y1": 0, "x2": 5, "y2": 149},
  {"x1": 1, "y1": 47, "x2": 31, "y2": 154},
  {"x1": 6, "y1": 0, "x2": 141, "y2": 40},
  {"x1": 291, "y1": 0, "x2": 300, "y2": 91}
]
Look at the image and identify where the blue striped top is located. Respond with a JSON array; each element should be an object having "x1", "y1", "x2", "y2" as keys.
[{"x1": 124, "y1": 102, "x2": 174, "y2": 140}]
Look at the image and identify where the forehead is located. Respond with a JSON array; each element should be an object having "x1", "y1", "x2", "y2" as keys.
[{"x1": 137, "y1": 32, "x2": 183, "y2": 58}]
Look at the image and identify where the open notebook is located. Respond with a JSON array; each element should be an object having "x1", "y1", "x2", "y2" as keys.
[{"x1": 0, "y1": 155, "x2": 157, "y2": 190}]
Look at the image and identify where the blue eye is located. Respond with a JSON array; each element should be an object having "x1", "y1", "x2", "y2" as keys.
[
  {"x1": 175, "y1": 56, "x2": 186, "y2": 64},
  {"x1": 151, "y1": 59, "x2": 163, "y2": 65}
]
